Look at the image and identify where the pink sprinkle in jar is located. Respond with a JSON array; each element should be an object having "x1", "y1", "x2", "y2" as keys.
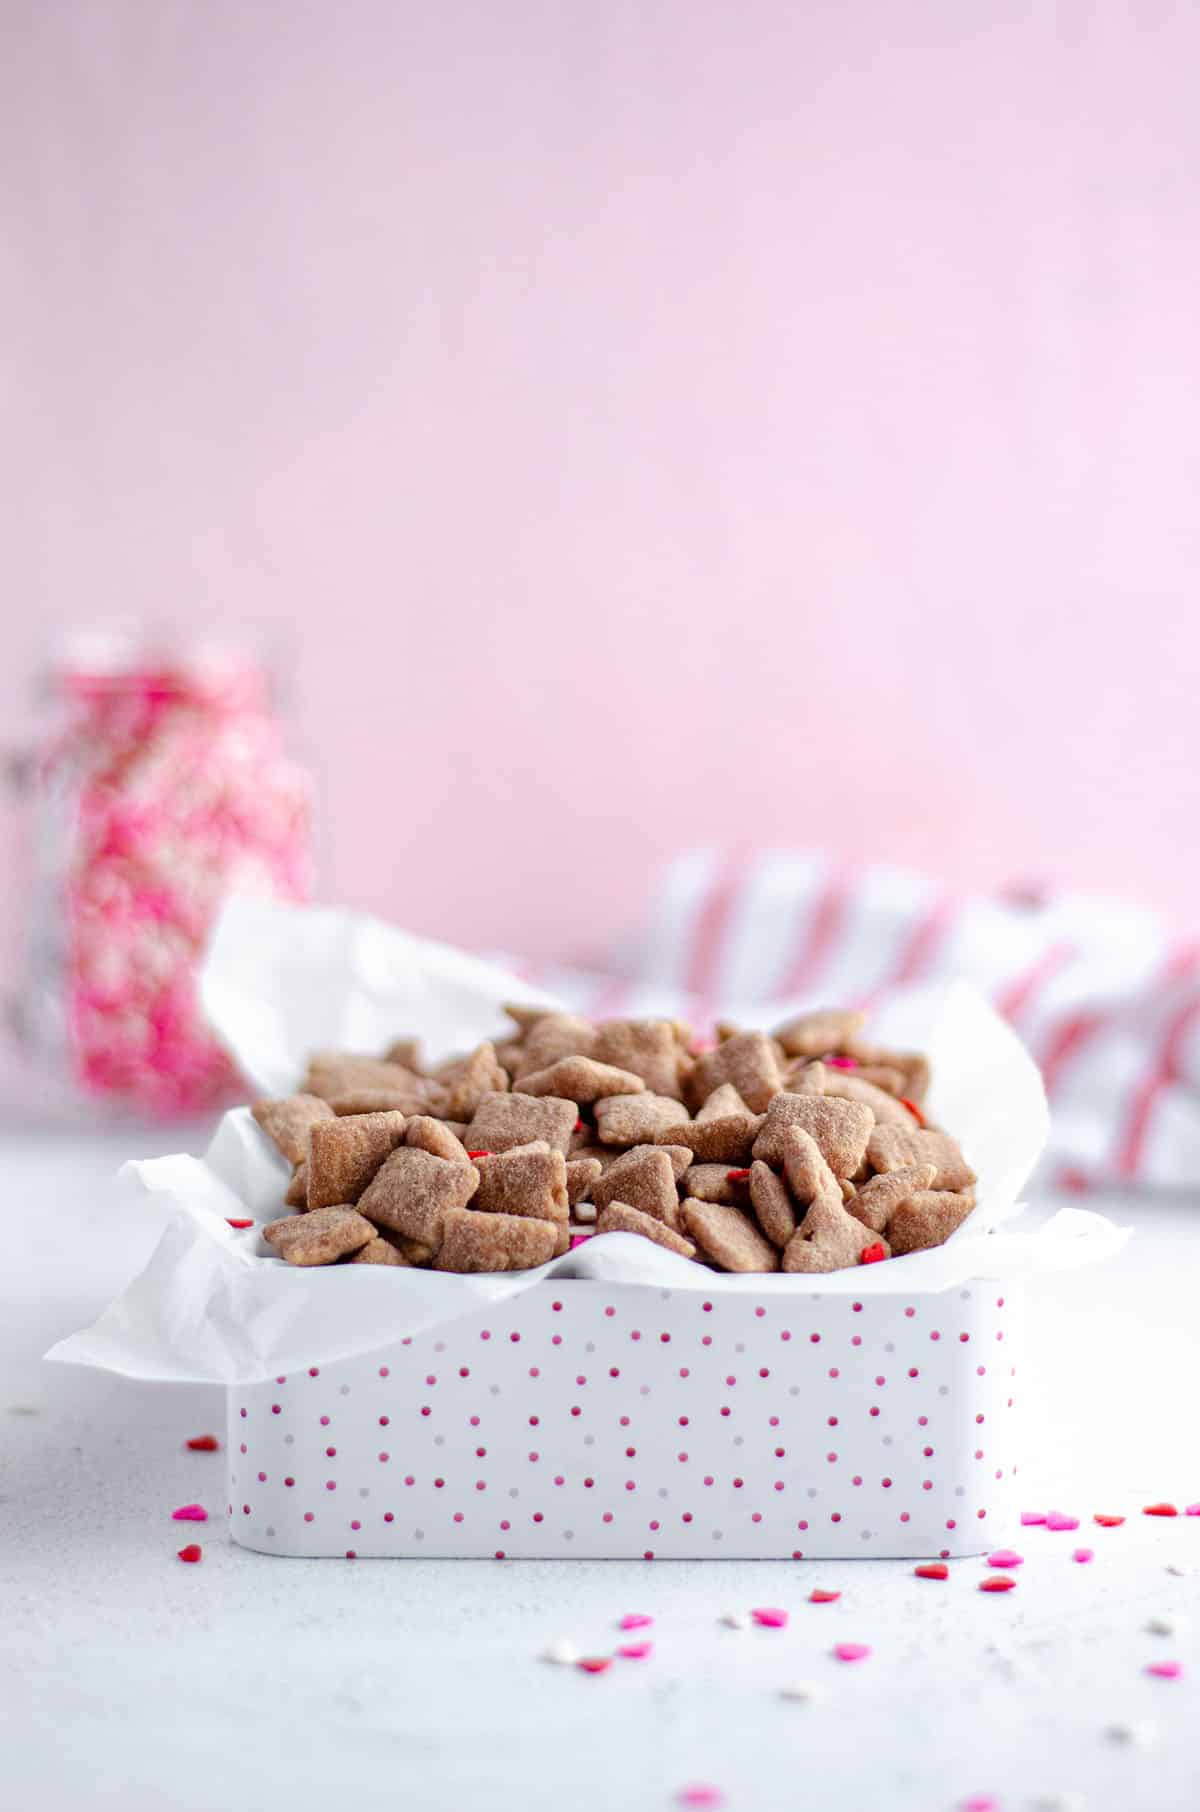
[{"x1": 9, "y1": 631, "x2": 311, "y2": 1116}]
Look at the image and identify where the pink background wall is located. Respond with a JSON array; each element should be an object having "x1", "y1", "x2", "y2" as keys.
[{"x1": 5, "y1": 1, "x2": 1200, "y2": 964}]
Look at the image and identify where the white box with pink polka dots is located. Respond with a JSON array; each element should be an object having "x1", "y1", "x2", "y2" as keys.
[{"x1": 227, "y1": 1277, "x2": 1019, "y2": 1560}]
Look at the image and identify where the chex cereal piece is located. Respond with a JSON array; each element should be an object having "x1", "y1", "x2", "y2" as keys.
[
  {"x1": 887, "y1": 1190, "x2": 976, "y2": 1255},
  {"x1": 382, "y1": 1037, "x2": 422, "y2": 1069},
  {"x1": 263, "y1": 1206, "x2": 376, "y2": 1266},
  {"x1": 251, "y1": 1094, "x2": 335, "y2": 1165},
  {"x1": 573, "y1": 1199, "x2": 598, "y2": 1224},
  {"x1": 592, "y1": 1019, "x2": 685, "y2": 1099},
  {"x1": 594, "y1": 1092, "x2": 684, "y2": 1146},
  {"x1": 307, "y1": 1111, "x2": 407, "y2": 1209},
  {"x1": 594, "y1": 1147, "x2": 685, "y2": 1229},
  {"x1": 686, "y1": 1031, "x2": 782, "y2": 1114},
  {"x1": 285, "y1": 1162, "x2": 309, "y2": 1207},
  {"x1": 351, "y1": 1236, "x2": 407, "y2": 1265},
  {"x1": 657, "y1": 1145, "x2": 696, "y2": 1179},
  {"x1": 774, "y1": 1008, "x2": 866, "y2": 1059},
  {"x1": 753, "y1": 1093, "x2": 873, "y2": 1176},
  {"x1": 329, "y1": 1089, "x2": 433, "y2": 1116},
  {"x1": 380, "y1": 1228, "x2": 434, "y2": 1265},
  {"x1": 441, "y1": 1042, "x2": 510, "y2": 1121},
  {"x1": 437, "y1": 1207, "x2": 558, "y2": 1273},
  {"x1": 854, "y1": 1063, "x2": 907, "y2": 1096},
  {"x1": 406, "y1": 1115, "x2": 471, "y2": 1163},
  {"x1": 681, "y1": 1199, "x2": 780, "y2": 1273},
  {"x1": 821, "y1": 1069, "x2": 912, "y2": 1126},
  {"x1": 696, "y1": 1083, "x2": 750, "y2": 1122},
  {"x1": 595, "y1": 1202, "x2": 697, "y2": 1259},
  {"x1": 565, "y1": 1157, "x2": 603, "y2": 1206},
  {"x1": 782, "y1": 1059, "x2": 826, "y2": 1094},
  {"x1": 304, "y1": 1051, "x2": 422, "y2": 1101},
  {"x1": 472, "y1": 1142, "x2": 569, "y2": 1223},
  {"x1": 749, "y1": 1159, "x2": 797, "y2": 1248},
  {"x1": 503, "y1": 1002, "x2": 555, "y2": 1033},
  {"x1": 780, "y1": 1126, "x2": 843, "y2": 1210},
  {"x1": 783, "y1": 1183, "x2": 885, "y2": 1273},
  {"x1": 513, "y1": 1013, "x2": 597, "y2": 1078},
  {"x1": 659, "y1": 1115, "x2": 762, "y2": 1166},
  {"x1": 867, "y1": 1126, "x2": 976, "y2": 1192},
  {"x1": 847, "y1": 1042, "x2": 932, "y2": 1105},
  {"x1": 357, "y1": 1147, "x2": 480, "y2": 1247},
  {"x1": 838, "y1": 1178, "x2": 857, "y2": 1203},
  {"x1": 461, "y1": 1091, "x2": 577, "y2": 1156},
  {"x1": 520, "y1": 1056, "x2": 646, "y2": 1104},
  {"x1": 684, "y1": 1163, "x2": 747, "y2": 1205},
  {"x1": 845, "y1": 1163, "x2": 937, "y2": 1234}
]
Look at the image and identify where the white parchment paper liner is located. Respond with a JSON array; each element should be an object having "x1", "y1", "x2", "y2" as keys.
[{"x1": 48, "y1": 897, "x2": 1128, "y2": 1386}]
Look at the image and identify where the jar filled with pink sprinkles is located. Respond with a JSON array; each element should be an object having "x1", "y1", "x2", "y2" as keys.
[{"x1": 10, "y1": 632, "x2": 311, "y2": 1116}]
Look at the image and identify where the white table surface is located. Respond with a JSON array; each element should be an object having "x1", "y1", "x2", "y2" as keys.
[{"x1": 3, "y1": 1125, "x2": 1198, "y2": 1812}]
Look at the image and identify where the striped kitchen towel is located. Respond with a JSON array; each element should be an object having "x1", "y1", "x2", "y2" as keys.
[{"x1": 520, "y1": 850, "x2": 1200, "y2": 1191}]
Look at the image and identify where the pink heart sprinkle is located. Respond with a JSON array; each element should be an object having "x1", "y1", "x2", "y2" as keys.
[
  {"x1": 961, "y1": 1798, "x2": 1000, "y2": 1812},
  {"x1": 619, "y1": 1613, "x2": 654, "y2": 1630},
  {"x1": 618, "y1": 1641, "x2": 653, "y2": 1660},
  {"x1": 677, "y1": 1788, "x2": 724, "y2": 1809},
  {"x1": 1187, "y1": 1504, "x2": 1200, "y2": 1517},
  {"x1": 986, "y1": 1550, "x2": 1023, "y2": 1569},
  {"x1": 171, "y1": 1504, "x2": 208, "y2": 1522},
  {"x1": 751, "y1": 1607, "x2": 789, "y2": 1629},
  {"x1": 1020, "y1": 1511, "x2": 1046, "y2": 1525},
  {"x1": 1146, "y1": 1660, "x2": 1183, "y2": 1680},
  {"x1": 1045, "y1": 1511, "x2": 1079, "y2": 1531},
  {"x1": 569, "y1": 1234, "x2": 593, "y2": 1249},
  {"x1": 833, "y1": 1642, "x2": 872, "y2": 1663},
  {"x1": 1073, "y1": 1547, "x2": 1095, "y2": 1564}
]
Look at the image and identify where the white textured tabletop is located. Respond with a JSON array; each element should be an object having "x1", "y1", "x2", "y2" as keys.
[{"x1": 3, "y1": 1126, "x2": 1198, "y2": 1812}]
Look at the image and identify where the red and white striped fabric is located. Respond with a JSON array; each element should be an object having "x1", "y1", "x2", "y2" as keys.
[{"x1": 526, "y1": 851, "x2": 1200, "y2": 1192}]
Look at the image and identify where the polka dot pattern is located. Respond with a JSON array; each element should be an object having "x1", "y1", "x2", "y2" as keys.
[{"x1": 227, "y1": 1284, "x2": 1019, "y2": 1558}]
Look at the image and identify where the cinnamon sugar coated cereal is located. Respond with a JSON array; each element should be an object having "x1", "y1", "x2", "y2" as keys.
[{"x1": 248, "y1": 1006, "x2": 977, "y2": 1274}]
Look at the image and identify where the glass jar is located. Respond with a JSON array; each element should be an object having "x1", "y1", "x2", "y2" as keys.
[{"x1": 8, "y1": 631, "x2": 312, "y2": 1117}]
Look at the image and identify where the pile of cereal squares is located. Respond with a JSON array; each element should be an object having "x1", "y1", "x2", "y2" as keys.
[{"x1": 252, "y1": 1007, "x2": 977, "y2": 1276}]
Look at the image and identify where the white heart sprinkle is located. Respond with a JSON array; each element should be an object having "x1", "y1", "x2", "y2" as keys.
[
  {"x1": 721, "y1": 1612, "x2": 750, "y2": 1630},
  {"x1": 1147, "y1": 1613, "x2": 1185, "y2": 1637},
  {"x1": 1106, "y1": 1721, "x2": 1156, "y2": 1747},
  {"x1": 573, "y1": 1201, "x2": 597, "y2": 1224},
  {"x1": 1166, "y1": 1563, "x2": 1191, "y2": 1577},
  {"x1": 779, "y1": 1681, "x2": 822, "y2": 1703},
  {"x1": 541, "y1": 1639, "x2": 579, "y2": 1666}
]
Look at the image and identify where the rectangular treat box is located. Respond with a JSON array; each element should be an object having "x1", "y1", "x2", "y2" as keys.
[{"x1": 227, "y1": 1275, "x2": 1019, "y2": 1560}]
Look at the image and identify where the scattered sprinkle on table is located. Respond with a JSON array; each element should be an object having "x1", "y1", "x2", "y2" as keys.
[
  {"x1": 541, "y1": 1639, "x2": 578, "y2": 1665},
  {"x1": 618, "y1": 1641, "x2": 653, "y2": 1660},
  {"x1": 809, "y1": 1589, "x2": 841, "y2": 1603},
  {"x1": 832, "y1": 1642, "x2": 871, "y2": 1663},
  {"x1": 1072, "y1": 1548, "x2": 1094, "y2": 1564},
  {"x1": 171, "y1": 1504, "x2": 207, "y2": 1522},
  {"x1": 677, "y1": 1787, "x2": 724, "y2": 1808},
  {"x1": 1093, "y1": 1514, "x2": 1124, "y2": 1527},
  {"x1": 185, "y1": 1434, "x2": 220, "y2": 1452},
  {"x1": 1146, "y1": 1660, "x2": 1183, "y2": 1680},
  {"x1": 226, "y1": 1219, "x2": 254, "y2": 1229},
  {"x1": 721, "y1": 1612, "x2": 750, "y2": 1630},
  {"x1": 779, "y1": 1681, "x2": 822, "y2": 1703},
  {"x1": 577, "y1": 1657, "x2": 612, "y2": 1675},
  {"x1": 1045, "y1": 1512, "x2": 1080, "y2": 1532},
  {"x1": 915, "y1": 1563, "x2": 949, "y2": 1580},
  {"x1": 176, "y1": 1544, "x2": 202, "y2": 1563},
  {"x1": 980, "y1": 1576, "x2": 1017, "y2": 1593},
  {"x1": 1147, "y1": 1614, "x2": 1185, "y2": 1636},
  {"x1": 1144, "y1": 1503, "x2": 1178, "y2": 1517},
  {"x1": 960, "y1": 1796, "x2": 999, "y2": 1812},
  {"x1": 1107, "y1": 1720, "x2": 1156, "y2": 1746},
  {"x1": 1166, "y1": 1563, "x2": 1191, "y2": 1577},
  {"x1": 1187, "y1": 1504, "x2": 1200, "y2": 1516},
  {"x1": 1021, "y1": 1511, "x2": 1047, "y2": 1525},
  {"x1": 986, "y1": 1550, "x2": 1023, "y2": 1569},
  {"x1": 751, "y1": 1607, "x2": 789, "y2": 1629},
  {"x1": 619, "y1": 1613, "x2": 654, "y2": 1630}
]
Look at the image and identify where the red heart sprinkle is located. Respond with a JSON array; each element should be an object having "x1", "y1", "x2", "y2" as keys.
[
  {"x1": 467, "y1": 1150, "x2": 491, "y2": 1159},
  {"x1": 809, "y1": 1589, "x2": 841, "y2": 1603},
  {"x1": 914, "y1": 1563, "x2": 949, "y2": 1579},
  {"x1": 860, "y1": 1242, "x2": 887, "y2": 1265},
  {"x1": 1144, "y1": 1503, "x2": 1179, "y2": 1517},
  {"x1": 185, "y1": 1435, "x2": 220, "y2": 1452},
  {"x1": 1094, "y1": 1514, "x2": 1125, "y2": 1527},
  {"x1": 725, "y1": 1169, "x2": 751, "y2": 1182},
  {"x1": 177, "y1": 1544, "x2": 202, "y2": 1563},
  {"x1": 577, "y1": 1656, "x2": 612, "y2": 1674},
  {"x1": 979, "y1": 1575, "x2": 1016, "y2": 1593},
  {"x1": 900, "y1": 1098, "x2": 925, "y2": 1125},
  {"x1": 575, "y1": 1119, "x2": 585, "y2": 1132},
  {"x1": 226, "y1": 1219, "x2": 254, "y2": 1229}
]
